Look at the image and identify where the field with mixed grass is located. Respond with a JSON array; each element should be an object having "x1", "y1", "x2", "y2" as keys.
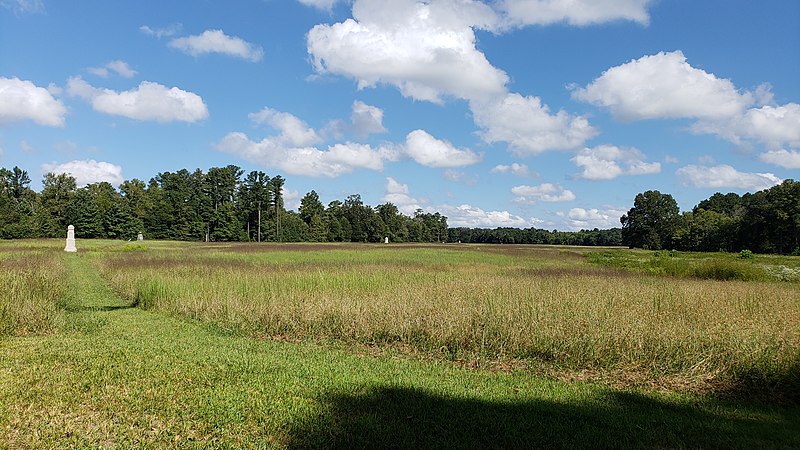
[{"x1": 1, "y1": 239, "x2": 798, "y2": 448}]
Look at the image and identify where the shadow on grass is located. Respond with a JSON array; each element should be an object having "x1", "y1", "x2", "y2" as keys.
[
  {"x1": 63, "y1": 304, "x2": 137, "y2": 313},
  {"x1": 286, "y1": 386, "x2": 799, "y2": 449}
]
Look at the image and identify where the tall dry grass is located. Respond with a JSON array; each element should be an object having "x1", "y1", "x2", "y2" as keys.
[
  {"x1": 100, "y1": 245, "x2": 800, "y2": 394},
  {"x1": 0, "y1": 249, "x2": 66, "y2": 335}
]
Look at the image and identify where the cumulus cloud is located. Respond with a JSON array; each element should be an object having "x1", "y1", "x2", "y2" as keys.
[
  {"x1": 88, "y1": 60, "x2": 137, "y2": 78},
  {"x1": 491, "y1": 162, "x2": 534, "y2": 178},
  {"x1": 382, "y1": 173, "x2": 542, "y2": 228},
  {"x1": 558, "y1": 207, "x2": 626, "y2": 231},
  {"x1": 403, "y1": 129, "x2": 481, "y2": 168},
  {"x1": 307, "y1": 0, "x2": 600, "y2": 154},
  {"x1": 676, "y1": 164, "x2": 782, "y2": 191},
  {"x1": 441, "y1": 203, "x2": 536, "y2": 228},
  {"x1": 572, "y1": 51, "x2": 751, "y2": 121},
  {"x1": 217, "y1": 132, "x2": 394, "y2": 178},
  {"x1": 351, "y1": 100, "x2": 387, "y2": 138},
  {"x1": 249, "y1": 107, "x2": 322, "y2": 147},
  {"x1": 571, "y1": 145, "x2": 660, "y2": 180},
  {"x1": 512, "y1": 183, "x2": 575, "y2": 203},
  {"x1": 382, "y1": 177, "x2": 423, "y2": 215},
  {"x1": 759, "y1": 149, "x2": 800, "y2": 169},
  {"x1": 218, "y1": 107, "x2": 396, "y2": 177},
  {"x1": 0, "y1": 77, "x2": 67, "y2": 127},
  {"x1": 307, "y1": 0, "x2": 507, "y2": 104},
  {"x1": 323, "y1": 100, "x2": 388, "y2": 140},
  {"x1": 140, "y1": 23, "x2": 183, "y2": 38},
  {"x1": 169, "y1": 29, "x2": 264, "y2": 62},
  {"x1": 472, "y1": 93, "x2": 597, "y2": 155},
  {"x1": 692, "y1": 103, "x2": 800, "y2": 150},
  {"x1": 41, "y1": 160, "x2": 125, "y2": 187},
  {"x1": 499, "y1": 0, "x2": 652, "y2": 27},
  {"x1": 574, "y1": 50, "x2": 800, "y2": 151},
  {"x1": 66, "y1": 77, "x2": 208, "y2": 123}
]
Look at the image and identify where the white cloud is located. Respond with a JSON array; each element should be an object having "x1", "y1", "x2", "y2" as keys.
[
  {"x1": 512, "y1": 183, "x2": 575, "y2": 203},
  {"x1": 169, "y1": 29, "x2": 264, "y2": 62},
  {"x1": 692, "y1": 103, "x2": 800, "y2": 150},
  {"x1": 573, "y1": 51, "x2": 751, "y2": 121},
  {"x1": 472, "y1": 93, "x2": 597, "y2": 155},
  {"x1": 88, "y1": 60, "x2": 137, "y2": 78},
  {"x1": 382, "y1": 177, "x2": 423, "y2": 214},
  {"x1": 140, "y1": 23, "x2": 183, "y2": 38},
  {"x1": 307, "y1": 1, "x2": 599, "y2": 155},
  {"x1": 217, "y1": 132, "x2": 395, "y2": 178},
  {"x1": 1, "y1": 0, "x2": 44, "y2": 14},
  {"x1": 491, "y1": 162, "x2": 534, "y2": 178},
  {"x1": 0, "y1": 77, "x2": 67, "y2": 127},
  {"x1": 41, "y1": 160, "x2": 125, "y2": 187},
  {"x1": 558, "y1": 207, "x2": 626, "y2": 231},
  {"x1": 571, "y1": 145, "x2": 660, "y2": 180},
  {"x1": 441, "y1": 203, "x2": 536, "y2": 228},
  {"x1": 499, "y1": 0, "x2": 652, "y2": 27},
  {"x1": 307, "y1": 0, "x2": 507, "y2": 104},
  {"x1": 676, "y1": 164, "x2": 782, "y2": 191},
  {"x1": 297, "y1": 0, "x2": 339, "y2": 11},
  {"x1": 403, "y1": 129, "x2": 481, "y2": 168},
  {"x1": 351, "y1": 100, "x2": 387, "y2": 138},
  {"x1": 283, "y1": 188, "x2": 302, "y2": 211},
  {"x1": 759, "y1": 149, "x2": 800, "y2": 169},
  {"x1": 249, "y1": 107, "x2": 322, "y2": 147},
  {"x1": 66, "y1": 77, "x2": 208, "y2": 123}
]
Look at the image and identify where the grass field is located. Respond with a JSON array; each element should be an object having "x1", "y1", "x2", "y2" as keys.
[{"x1": 1, "y1": 239, "x2": 798, "y2": 448}]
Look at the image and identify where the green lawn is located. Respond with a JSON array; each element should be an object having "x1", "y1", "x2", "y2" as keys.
[{"x1": 0, "y1": 241, "x2": 798, "y2": 448}]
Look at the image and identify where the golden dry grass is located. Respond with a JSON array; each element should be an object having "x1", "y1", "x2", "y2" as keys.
[{"x1": 98, "y1": 244, "x2": 800, "y2": 397}]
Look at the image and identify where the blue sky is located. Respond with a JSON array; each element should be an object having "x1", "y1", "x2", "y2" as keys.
[{"x1": 1, "y1": 0, "x2": 798, "y2": 230}]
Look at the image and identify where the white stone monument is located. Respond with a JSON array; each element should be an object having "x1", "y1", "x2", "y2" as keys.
[
  {"x1": 64, "y1": 225, "x2": 77, "y2": 252},
  {"x1": 137, "y1": 232, "x2": 144, "y2": 241},
  {"x1": 384, "y1": 236, "x2": 389, "y2": 244}
]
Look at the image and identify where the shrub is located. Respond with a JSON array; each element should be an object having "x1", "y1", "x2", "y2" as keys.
[{"x1": 739, "y1": 249, "x2": 754, "y2": 259}]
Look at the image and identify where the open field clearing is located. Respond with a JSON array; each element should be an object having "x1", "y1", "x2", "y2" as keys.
[
  {"x1": 1, "y1": 239, "x2": 798, "y2": 447},
  {"x1": 99, "y1": 241, "x2": 799, "y2": 399}
]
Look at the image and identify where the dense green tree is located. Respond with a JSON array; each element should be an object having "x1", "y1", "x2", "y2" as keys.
[
  {"x1": 67, "y1": 188, "x2": 103, "y2": 238},
  {"x1": 621, "y1": 190, "x2": 680, "y2": 250},
  {"x1": 270, "y1": 175, "x2": 285, "y2": 242},
  {"x1": 238, "y1": 171, "x2": 271, "y2": 241},
  {"x1": 299, "y1": 190, "x2": 324, "y2": 225},
  {"x1": 39, "y1": 172, "x2": 77, "y2": 237}
]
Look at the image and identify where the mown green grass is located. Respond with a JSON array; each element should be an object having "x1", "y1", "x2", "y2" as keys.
[{"x1": 0, "y1": 240, "x2": 798, "y2": 448}]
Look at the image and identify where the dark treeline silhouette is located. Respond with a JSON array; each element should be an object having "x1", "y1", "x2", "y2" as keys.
[
  {"x1": 448, "y1": 227, "x2": 623, "y2": 246},
  {"x1": 0, "y1": 165, "x2": 449, "y2": 243},
  {"x1": 621, "y1": 180, "x2": 800, "y2": 255},
  {"x1": 2, "y1": 164, "x2": 797, "y2": 253}
]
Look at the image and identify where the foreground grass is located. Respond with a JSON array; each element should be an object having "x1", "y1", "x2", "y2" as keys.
[
  {"x1": 0, "y1": 245, "x2": 797, "y2": 447},
  {"x1": 0, "y1": 243, "x2": 67, "y2": 336},
  {"x1": 99, "y1": 242, "x2": 800, "y2": 400}
]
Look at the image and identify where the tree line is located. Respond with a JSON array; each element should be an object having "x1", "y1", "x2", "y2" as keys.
[
  {"x1": 621, "y1": 180, "x2": 800, "y2": 255},
  {"x1": 0, "y1": 165, "x2": 449, "y2": 243},
  {"x1": 3, "y1": 164, "x2": 797, "y2": 253}
]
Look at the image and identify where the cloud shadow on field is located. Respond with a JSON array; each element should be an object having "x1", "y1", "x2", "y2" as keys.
[{"x1": 285, "y1": 386, "x2": 798, "y2": 449}]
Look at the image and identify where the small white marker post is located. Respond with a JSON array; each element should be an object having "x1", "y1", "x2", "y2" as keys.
[
  {"x1": 137, "y1": 232, "x2": 144, "y2": 241},
  {"x1": 64, "y1": 225, "x2": 77, "y2": 252},
  {"x1": 384, "y1": 236, "x2": 389, "y2": 244}
]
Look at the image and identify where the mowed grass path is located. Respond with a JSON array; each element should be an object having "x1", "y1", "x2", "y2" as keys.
[{"x1": 0, "y1": 247, "x2": 798, "y2": 448}]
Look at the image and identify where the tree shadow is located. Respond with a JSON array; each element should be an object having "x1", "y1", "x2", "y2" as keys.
[
  {"x1": 63, "y1": 304, "x2": 137, "y2": 313},
  {"x1": 286, "y1": 386, "x2": 799, "y2": 449}
]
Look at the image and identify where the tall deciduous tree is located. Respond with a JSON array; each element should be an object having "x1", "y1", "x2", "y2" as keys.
[{"x1": 621, "y1": 190, "x2": 680, "y2": 250}]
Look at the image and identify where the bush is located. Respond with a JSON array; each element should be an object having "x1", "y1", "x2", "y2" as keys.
[{"x1": 739, "y1": 249, "x2": 754, "y2": 259}]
